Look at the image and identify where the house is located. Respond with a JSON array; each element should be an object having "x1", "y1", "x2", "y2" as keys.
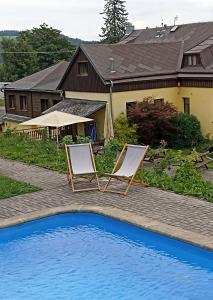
[
  {"x1": 58, "y1": 22, "x2": 213, "y2": 139},
  {"x1": 2, "y1": 62, "x2": 69, "y2": 131}
]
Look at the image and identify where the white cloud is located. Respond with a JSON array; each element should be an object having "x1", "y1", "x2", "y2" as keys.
[{"x1": 0, "y1": 0, "x2": 212, "y2": 40}]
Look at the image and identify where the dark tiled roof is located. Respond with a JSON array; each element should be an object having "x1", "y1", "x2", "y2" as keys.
[
  {"x1": 43, "y1": 98, "x2": 106, "y2": 117},
  {"x1": 5, "y1": 62, "x2": 69, "y2": 91},
  {"x1": 3, "y1": 114, "x2": 31, "y2": 123},
  {"x1": 120, "y1": 22, "x2": 213, "y2": 52},
  {"x1": 81, "y1": 42, "x2": 182, "y2": 81}
]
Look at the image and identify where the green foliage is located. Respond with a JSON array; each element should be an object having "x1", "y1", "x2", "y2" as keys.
[
  {"x1": 100, "y1": 0, "x2": 128, "y2": 43},
  {"x1": 0, "y1": 175, "x2": 40, "y2": 199},
  {"x1": 114, "y1": 113, "x2": 138, "y2": 146},
  {"x1": 0, "y1": 24, "x2": 76, "y2": 81},
  {"x1": 0, "y1": 99, "x2": 4, "y2": 106},
  {"x1": 96, "y1": 139, "x2": 121, "y2": 175},
  {"x1": 0, "y1": 37, "x2": 38, "y2": 81},
  {"x1": 20, "y1": 23, "x2": 75, "y2": 71},
  {"x1": 144, "y1": 150, "x2": 213, "y2": 202},
  {"x1": 62, "y1": 135, "x2": 92, "y2": 145},
  {"x1": 0, "y1": 134, "x2": 66, "y2": 172},
  {"x1": 169, "y1": 113, "x2": 203, "y2": 148},
  {"x1": 128, "y1": 97, "x2": 178, "y2": 146}
]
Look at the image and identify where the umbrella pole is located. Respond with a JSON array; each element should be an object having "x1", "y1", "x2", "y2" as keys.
[{"x1": 56, "y1": 127, "x2": 59, "y2": 151}]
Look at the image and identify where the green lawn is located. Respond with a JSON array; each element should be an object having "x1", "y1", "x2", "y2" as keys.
[
  {"x1": 0, "y1": 134, "x2": 66, "y2": 172},
  {"x1": 0, "y1": 175, "x2": 40, "y2": 199},
  {"x1": 0, "y1": 133, "x2": 212, "y2": 202}
]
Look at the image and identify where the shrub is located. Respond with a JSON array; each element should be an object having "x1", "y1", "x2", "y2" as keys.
[
  {"x1": 128, "y1": 97, "x2": 178, "y2": 146},
  {"x1": 114, "y1": 113, "x2": 138, "y2": 146},
  {"x1": 62, "y1": 135, "x2": 92, "y2": 145},
  {"x1": 169, "y1": 113, "x2": 203, "y2": 148},
  {"x1": 96, "y1": 139, "x2": 121, "y2": 175}
]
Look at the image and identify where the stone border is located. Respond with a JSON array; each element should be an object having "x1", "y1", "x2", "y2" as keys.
[{"x1": 0, "y1": 205, "x2": 213, "y2": 251}]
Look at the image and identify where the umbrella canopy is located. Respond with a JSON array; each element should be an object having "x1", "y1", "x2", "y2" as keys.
[
  {"x1": 20, "y1": 111, "x2": 93, "y2": 128},
  {"x1": 104, "y1": 102, "x2": 114, "y2": 141}
]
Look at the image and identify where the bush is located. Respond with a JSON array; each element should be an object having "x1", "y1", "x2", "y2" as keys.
[
  {"x1": 96, "y1": 139, "x2": 121, "y2": 175},
  {"x1": 128, "y1": 97, "x2": 178, "y2": 146},
  {"x1": 169, "y1": 113, "x2": 203, "y2": 148},
  {"x1": 62, "y1": 135, "x2": 92, "y2": 145},
  {"x1": 114, "y1": 113, "x2": 138, "y2": 146}
]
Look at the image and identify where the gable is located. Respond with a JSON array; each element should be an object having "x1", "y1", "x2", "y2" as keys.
[{"x1": 60, "y1": 50, "x2": 108, "y2": 93}]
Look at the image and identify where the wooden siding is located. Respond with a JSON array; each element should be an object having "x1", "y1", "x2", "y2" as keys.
[
  {"x1": 113, "y1": 79, "x2": 178, "y2": 92},
  {"x1": 5, "y1": 91, "x2": 62, "y2": 118},
  {"x1": 180, "y1": 79, "x2": 213, "y2": 88},
  {"x1": 61, "y1": 50, "x2": 108, "y2": 93}
]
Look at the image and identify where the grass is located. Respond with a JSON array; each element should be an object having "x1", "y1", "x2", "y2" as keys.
[
  {"x1": 0, "y1": 99, "x2": 5, "y2": 107},
  {"x1": 0, "y1": 133, "x2": 212, "y2": 202},
  {"x1": 0, "y1": 134, "x2": 66, "y2": 172},
  {"x1": 0, "y1": 175, "x2": 40, "y2": 199}
]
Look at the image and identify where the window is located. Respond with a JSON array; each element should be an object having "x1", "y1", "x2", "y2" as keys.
[
  {"x1": 8, "y1": 95, "x2": 16, "y2": 109},
  {"x1": 126, "y1": 101, "x2": 136, "y2": 118},
  {"x1": 77, "y1": 62, "x2": 88, "y2": 76},
  {"x1": 185, "y1": 55, "x2": 201, "y2": 66},
  {"x1": 183, "y1": 97, "x2": 190, "y2": 114},
  {"x1": 40, "y1": 99, "x2": 49, "y2": 112},
  {"x1": 154, "y1": 98, "x2": 164, "y2": 105},
  {"x1": 20, "y1": 96, "x2": 27, "y2": 110}
]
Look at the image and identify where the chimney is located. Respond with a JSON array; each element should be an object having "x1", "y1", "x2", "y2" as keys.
[
  {"x1": 109, "y1": 57, "x2": 116, "y2": 73},
  {"x1": 125, "y1": 22, "x2": 135, "y2": 35}
]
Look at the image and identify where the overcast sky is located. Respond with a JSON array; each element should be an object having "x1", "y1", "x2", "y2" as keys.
[{"x1": 1, "y1": 0, "x2": 213, "y2": 40}]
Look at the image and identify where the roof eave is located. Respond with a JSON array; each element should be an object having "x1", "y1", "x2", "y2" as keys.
[{"x1": 4, "y1": 88, "x2": 61, "y2": 93}]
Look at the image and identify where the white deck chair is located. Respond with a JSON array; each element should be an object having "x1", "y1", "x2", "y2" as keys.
[
  {"x1": 103, "y1": 143, "x2": 149, "y2": 195},
  {"x1": 65, "y1": 143, "x2": 100, "y2": 192}
]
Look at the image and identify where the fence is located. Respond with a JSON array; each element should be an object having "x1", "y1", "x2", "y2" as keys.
[{"x1": 15, "y1": 127, "x2": 59, "y2": 141}]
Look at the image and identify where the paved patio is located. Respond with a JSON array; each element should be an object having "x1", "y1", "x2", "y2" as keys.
[{"x1": 0, "y1": 157, "x2": 213, "y2": 250}]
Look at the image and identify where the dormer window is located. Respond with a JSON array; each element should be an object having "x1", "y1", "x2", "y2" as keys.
[
  {"x1": 184, "y1": 55, "x2": 201, "y2": 66},
  {"x1": 78, "y1": 61, "x2": 88, "y2": 76}
]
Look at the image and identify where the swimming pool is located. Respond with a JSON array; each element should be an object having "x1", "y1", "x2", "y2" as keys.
[{"x1": 0, "y1": 213, "x2": 212, "y2": 300}]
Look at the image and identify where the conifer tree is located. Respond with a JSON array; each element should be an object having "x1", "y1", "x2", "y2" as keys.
[{"x1": 100, "y1": 0, "x2": 128, "y2": 43}]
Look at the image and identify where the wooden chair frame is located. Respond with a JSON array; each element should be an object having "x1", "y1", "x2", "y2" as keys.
[
  {"x1": 65, "y1": 144, "x2": 100, "y2": 192},
  {"x1": 103, "y1": 144, "x2": 149, "y2": 195}
]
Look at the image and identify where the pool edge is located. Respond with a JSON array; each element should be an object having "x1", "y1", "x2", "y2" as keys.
[{"x1": 0, "y1": 205, "x2": 213, "y2": 251}]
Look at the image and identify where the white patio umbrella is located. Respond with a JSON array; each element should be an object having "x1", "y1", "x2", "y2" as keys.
[
  {"x1": 21, "y1": 111, "x2": 93, "y2": 146},
  {"x1": 104, "y1": 102, "x2": 114, "y2": 142}
]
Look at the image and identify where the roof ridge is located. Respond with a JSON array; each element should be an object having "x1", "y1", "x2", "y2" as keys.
[{"x1": 131, "y1": 21, "x2": 213, "y2": 32}]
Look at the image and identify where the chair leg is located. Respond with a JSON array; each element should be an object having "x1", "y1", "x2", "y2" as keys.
[
  {"x1": 124, "y1": 176, "x2": 134, "y2": 195},
  {"x1": 95, "y1": 174, "x2": 101, "y2": 191},
  {"x1": 70, "y1": 175, "x2": 75, "y2": 192},
  {"x1": 103, "y1": 177, "x2": 112, "y2": 192}
]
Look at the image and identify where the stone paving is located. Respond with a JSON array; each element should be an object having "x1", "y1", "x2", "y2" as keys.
[{"x1": 0, "y1": 157, "x2": 213, "y2": 249}]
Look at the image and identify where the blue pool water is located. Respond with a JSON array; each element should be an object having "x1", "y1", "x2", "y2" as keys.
[{"x1": 0, "y1": 213, "x2": 213, "y2": 300}]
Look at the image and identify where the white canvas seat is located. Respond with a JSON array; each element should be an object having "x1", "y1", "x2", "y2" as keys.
[
  {"x1": 104, "y1": 144, "x2": 149, "y2": 195},
  {"x1": 65, "y1": 143, "x2": 100, "y2": 192}
]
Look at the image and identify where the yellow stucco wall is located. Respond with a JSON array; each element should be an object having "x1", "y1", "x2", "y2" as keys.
[
  {"x1": 90, "y1": 108, "x2": 105, "y2": 140},
  {"x1": 179, "y1": 87, "x2": 213, "y2": 138},
  {"x1": 2, "y1": 120, "x2": 39, "y2": 132},
  {"x1": 65, "y1": 87, "x2": 213, "y2": 139},
  {"x1": 111, "y1": 87, "x2": 180, "y2": 120}
]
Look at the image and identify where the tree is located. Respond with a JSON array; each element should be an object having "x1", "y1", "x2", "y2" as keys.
[
  {"x1": 127, "y1": 97, "x2": 178, "y2": 146},
  {"x1": 0, "y1": 24, "x2": 76, "y2": 81},
  {"x1": 20, "y1": 24, "x2": 75, "y2": 70},
  {"x1": 168, "y1": 113, "x2": 203, "y2": 148},
  {"x1": 0, "y1": 37, "x2": 38, "y2": 81},
  {"x1": 100, "y1": 0, "x2": 128, "y2": 43}
]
